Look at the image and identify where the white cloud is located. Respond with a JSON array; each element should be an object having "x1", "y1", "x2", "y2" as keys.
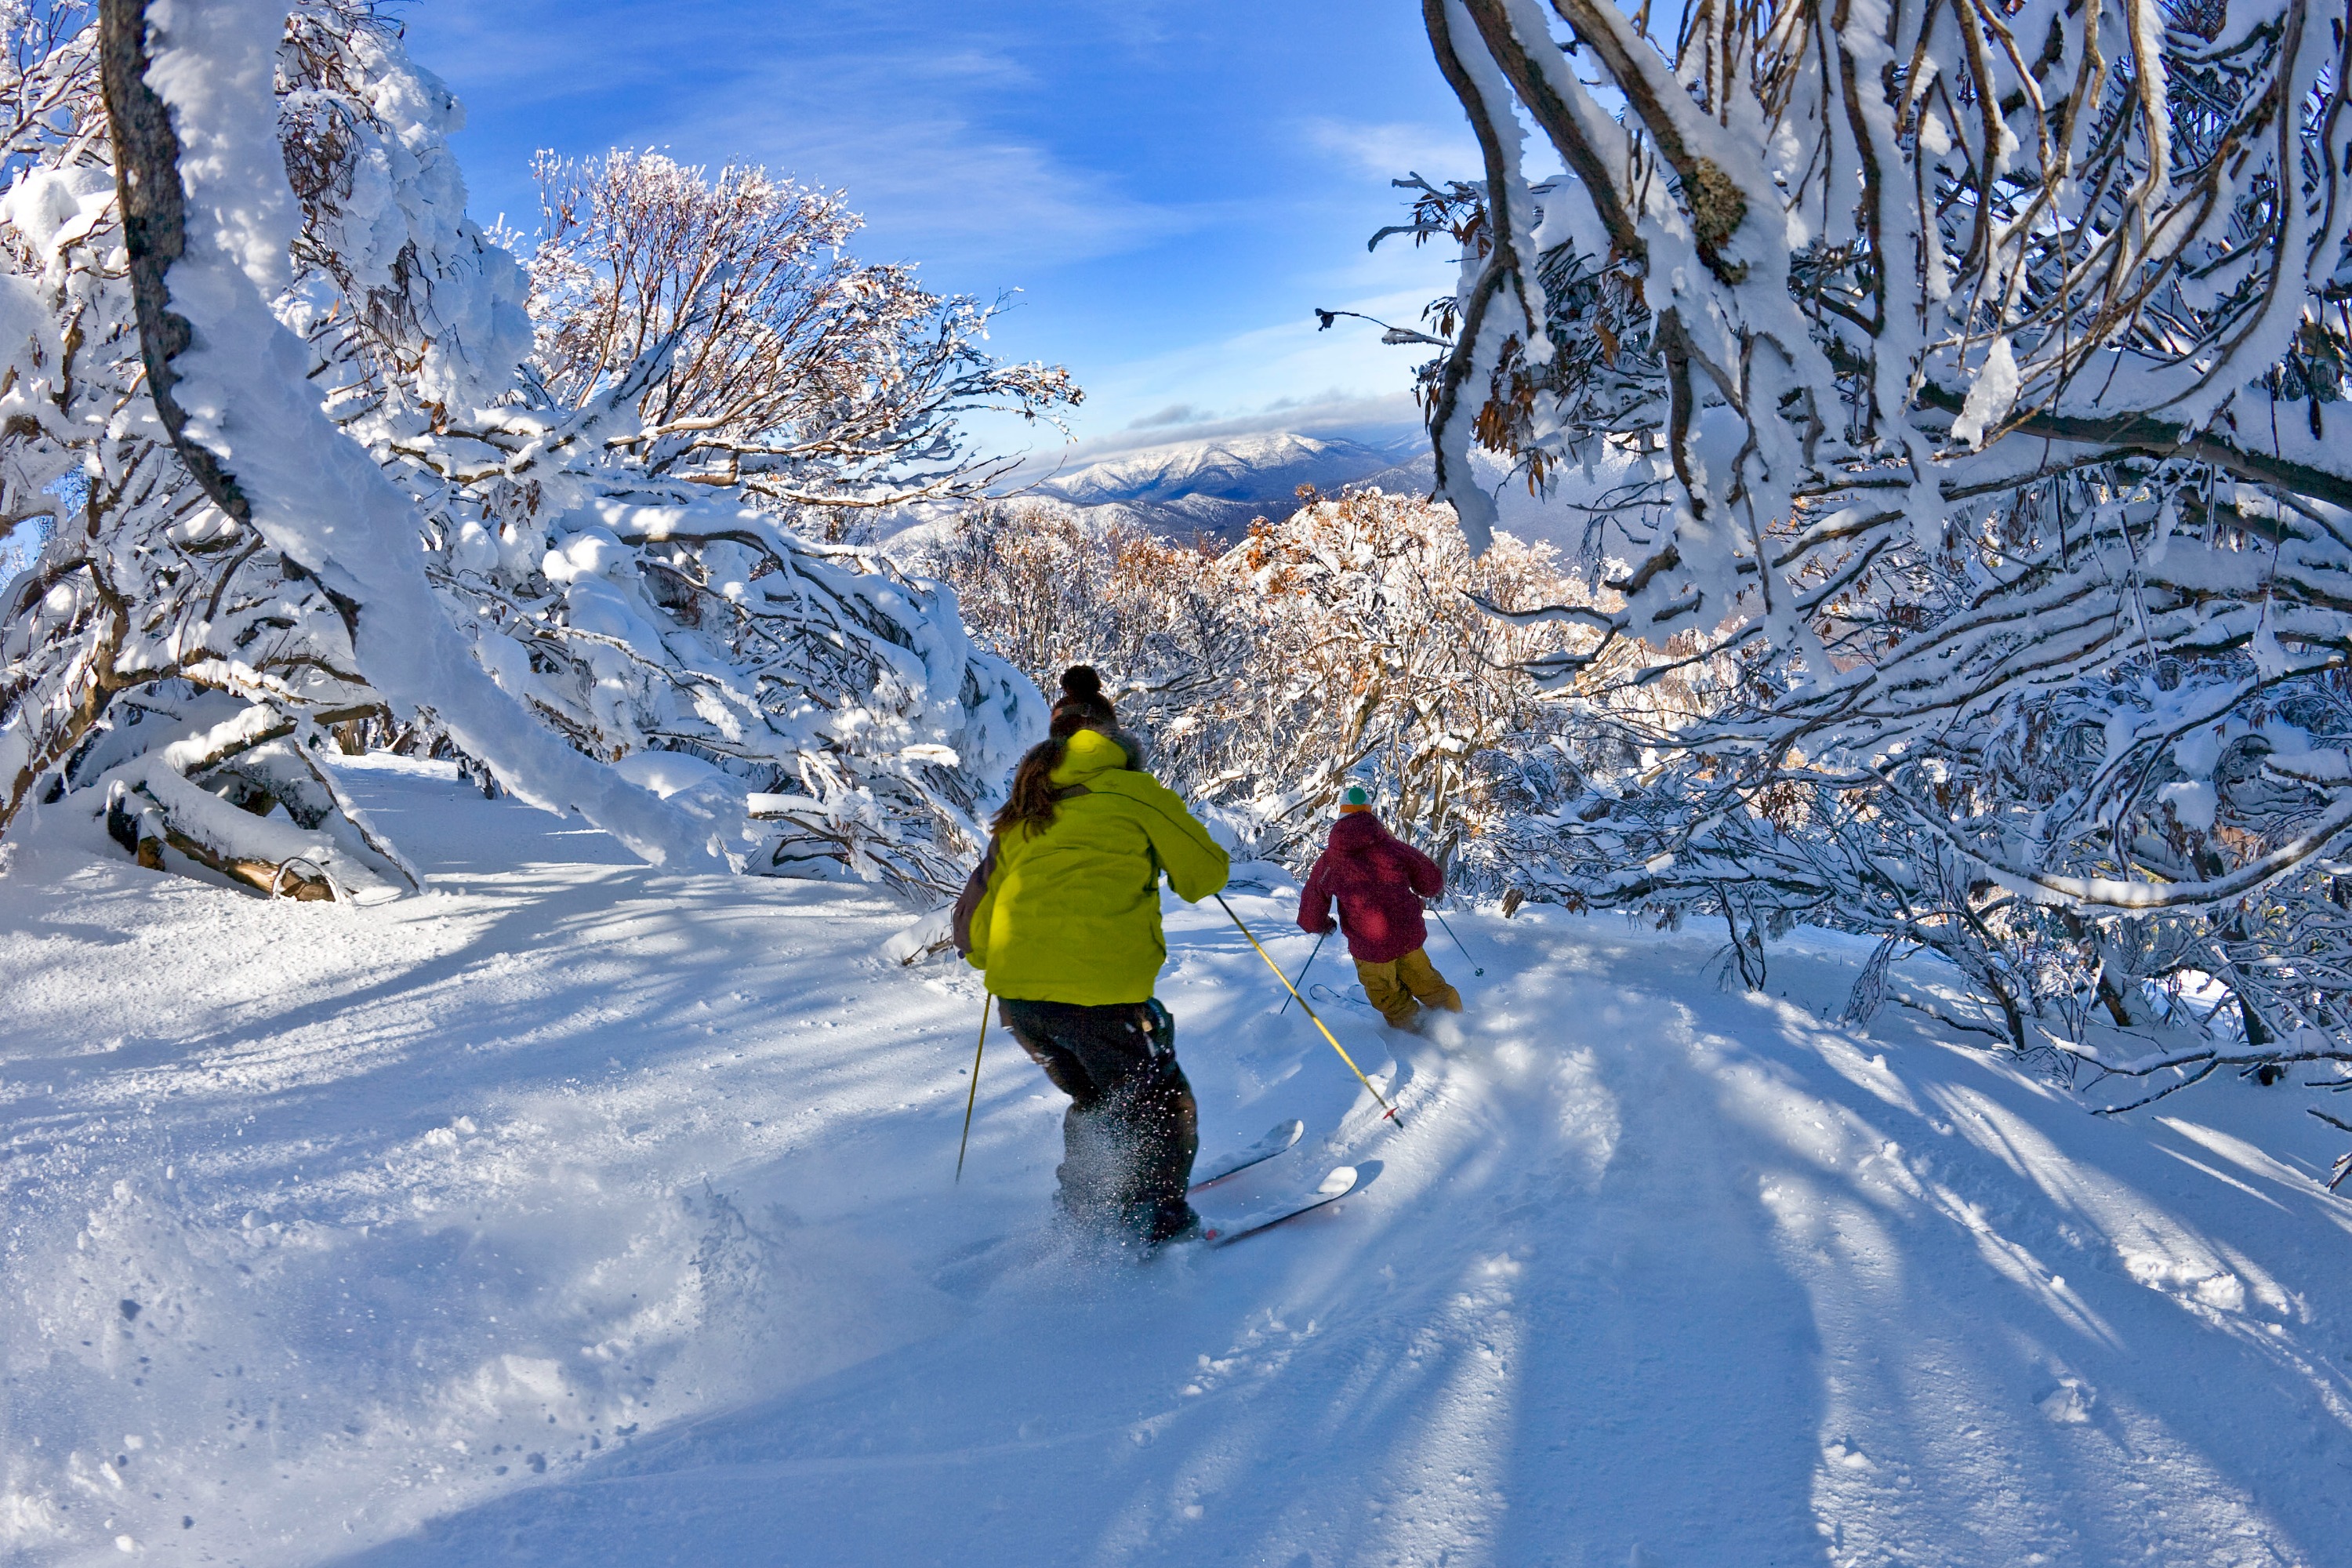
[
  {"x1": 968, "y1": 280, "x2": 1446, "y2": 475},
  {"x1": 974, "y1": 390, "x2": 1425, "y2": 488},
  {"x1": 1300, "y1": 117, "x2": 1483, "y2": 183},
  {"x1": 673, "y1": 103, "x2": 1189, "y2": 270},
  {"x1": 1076, "y1": 280, "x2": 1442, "y2": 414},
  {"x1": 409, "y1": 2, "x2": 1188, "y2": 270},
  {"x1": 1127, "y1": 403, "x2": 1214, "y2": 430}
]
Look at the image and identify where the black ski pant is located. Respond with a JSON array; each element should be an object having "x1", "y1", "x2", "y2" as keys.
[{"x1": 998, "y1": 997, "x2": 1199, "y2": 1243}]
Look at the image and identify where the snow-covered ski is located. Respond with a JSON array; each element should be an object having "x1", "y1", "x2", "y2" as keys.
[
  {"x1": 1189, "y1": 1118, "x2": 1305, "y2": 1191},
  {"x1": 1200, "y1": 1166, "x2": 1359, "y2": 1247}
]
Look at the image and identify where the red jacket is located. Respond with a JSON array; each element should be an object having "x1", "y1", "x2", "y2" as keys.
[{"x1": 1298, "y1": 812, "x2": 1443, "y2": 964}]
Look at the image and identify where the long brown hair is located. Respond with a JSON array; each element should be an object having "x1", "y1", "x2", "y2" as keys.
[
  {"x1": 993, "y1": 737, "x2": 1069, "y2": 839},
  {"x1": 992, "y1": 666, "x2": 1121, "y2": 839}
]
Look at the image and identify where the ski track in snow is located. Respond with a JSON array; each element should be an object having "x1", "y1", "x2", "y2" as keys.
[{"x1": 4, "y1": 755, "x2": 2351, "y2": 1566}]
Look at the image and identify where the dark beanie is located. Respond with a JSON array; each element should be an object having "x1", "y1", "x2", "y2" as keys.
[{"x1": 1049, "y1": 664, "x2": 1118, "y2": 737}]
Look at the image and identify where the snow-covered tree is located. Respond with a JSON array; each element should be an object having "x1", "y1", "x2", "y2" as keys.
[
  {"x1": 528, "y1": 149, "x2": 1078, "y2": 539},
  {"x1": 0, "y1": 0, "x2": 399, "y2": 899},
  {"x1": 1387, "y1": 0, "x2": 2352, "y2": 1114},
  {"x1": 0, "y1": 0, "x2": 1047, "y2": 902}
]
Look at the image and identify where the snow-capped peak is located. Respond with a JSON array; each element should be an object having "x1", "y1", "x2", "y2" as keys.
[{"x1": 1036, "y1": 432, "x2": 1406, "y2": 507}]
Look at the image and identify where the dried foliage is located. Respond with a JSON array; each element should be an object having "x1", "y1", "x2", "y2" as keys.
[{"x1": 921, "y1": 488, "x2": 1621, "y2": 889}]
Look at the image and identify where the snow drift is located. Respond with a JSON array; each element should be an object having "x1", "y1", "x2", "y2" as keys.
[{"x1": 3, "y1": 755, "x2": 2350, "y2": 1566}]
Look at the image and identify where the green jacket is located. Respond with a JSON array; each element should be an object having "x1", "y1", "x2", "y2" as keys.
[{"x1": 957, "y1": 728, "x2": 1229, "y2": 1005}]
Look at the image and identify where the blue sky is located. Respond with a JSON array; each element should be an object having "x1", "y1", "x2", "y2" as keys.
[{"x1": 395, "y1": 0, "x2": 1490, "y2": 464}]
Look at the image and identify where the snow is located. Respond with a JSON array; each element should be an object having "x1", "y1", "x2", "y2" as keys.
[
  {"x1": 5, "y1": 757, "x2": 2352, "y2": 1565},
  {"x1": 1949, "y1": 336, "x2": 2020, "y2": 450}
]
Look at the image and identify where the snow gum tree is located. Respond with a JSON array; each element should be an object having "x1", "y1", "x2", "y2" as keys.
[
  {"x1": 0, "y1": 0, "x2": 1051, "y2": 902},
  {"x1": 526, "y1": 149, "x2": 1078, "y2": 539},
  {"x1": 1397, "y1": 0, "x2": 2352, "y2": 1146}
]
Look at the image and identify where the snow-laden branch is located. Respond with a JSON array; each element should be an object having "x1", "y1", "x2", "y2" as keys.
[
  {"x1": 101, "y1": 0, "x2": 724, "y2": 869},
  {"x1": 1384, "y1": 1, "x2": 2352, "y2": 1121}
]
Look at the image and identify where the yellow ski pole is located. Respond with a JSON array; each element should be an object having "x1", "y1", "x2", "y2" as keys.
[
  {"x1": 1214, "y1": 893, "x2": 1401, "y2": 1125},
  {"x1": 955, "y1": 996, "x2": 989, "y2": 1183}
]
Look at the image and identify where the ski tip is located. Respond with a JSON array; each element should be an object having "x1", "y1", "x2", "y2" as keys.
[
  {"x1": 1318, "y1": 1165, "x2": 1358, "y2": 1196},
  {"x1": 1187, "y1": 1117, "x2": 1312, "y2": 1192}
]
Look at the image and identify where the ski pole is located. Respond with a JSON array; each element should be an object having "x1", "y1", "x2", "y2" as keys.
[
  {"x1": 1215, "y1": 893, "x2": 1401, "y2": 1125},
  {"x1": 1279, "y1": 929, "x2": 1329, "y2": 1015},
  {"x1": 955, "y1": 996, "x2": 989, "y2": 1183},
  {"x1": 1429, "y1": 906, "x2": 1483, "y2": 976}
]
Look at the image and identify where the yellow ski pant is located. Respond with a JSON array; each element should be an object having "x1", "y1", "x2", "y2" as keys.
[{"x1": 1353, "y1": 947, "x2": 1462, "y2": 1028}]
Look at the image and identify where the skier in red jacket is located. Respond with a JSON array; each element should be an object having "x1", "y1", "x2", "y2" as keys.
[{"x1": 1297, "y1": 786, "x2": 1464, "y2": 1029}]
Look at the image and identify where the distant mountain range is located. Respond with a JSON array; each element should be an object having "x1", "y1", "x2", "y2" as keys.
[
  {"x1": 1023, "y1": 432, "x2": 1427, "y2": 541},
  {"x1": 1005, "y1": 427, "x2": 1610, "y2": 551}
]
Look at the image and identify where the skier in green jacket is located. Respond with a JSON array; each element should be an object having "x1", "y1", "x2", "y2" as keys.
[{"x1": 953, "y1": 666, "x2": 1230, "y2": 1247}]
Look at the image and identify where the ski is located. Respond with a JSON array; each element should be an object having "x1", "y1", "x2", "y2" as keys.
[
  {"x1": 1189, "y1": 1118, "x2": 1305, "y2": 1192},
  {"x1": 1200, "y1": 1165, "x2": 1359, "y2": 1247}
]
